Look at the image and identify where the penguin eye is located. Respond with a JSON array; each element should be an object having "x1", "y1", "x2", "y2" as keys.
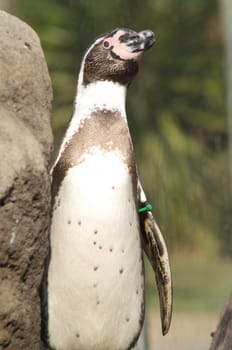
[{"x1": 103, "y1": 40, "x2": 110, "y2": 49}]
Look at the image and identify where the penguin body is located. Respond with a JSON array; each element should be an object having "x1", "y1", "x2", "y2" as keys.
[
  {"x1": 42, "y1": 28, "x2": 172, "y2": 350},
  {"x1": 49, "y1": 108, "x2": 144, "y2": 350}
]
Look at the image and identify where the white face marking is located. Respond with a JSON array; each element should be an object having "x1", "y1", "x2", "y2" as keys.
[{"x1": 77, "y1": 36, "x2": 104, "y2": 90}]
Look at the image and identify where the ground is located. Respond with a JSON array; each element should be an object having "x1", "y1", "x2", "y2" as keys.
[{"x1": 145, "y1": 255, "x2": 232, "y2": 350}]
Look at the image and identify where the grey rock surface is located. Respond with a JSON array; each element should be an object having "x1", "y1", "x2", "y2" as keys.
[{"x1": 0, "y1": 10, "x2": 53, "y2": 349}]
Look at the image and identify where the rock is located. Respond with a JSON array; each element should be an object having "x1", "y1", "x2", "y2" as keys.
[
  {"x1": 209, "y1": 295, "x2": 232, "y2": 350},
  {"x1": 0, "y1": 10, "x2": 53, "y2": 350}
]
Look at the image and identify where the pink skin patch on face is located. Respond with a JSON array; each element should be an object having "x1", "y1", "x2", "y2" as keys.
[{"x1": 103, "y1": 30, "x2": 142, "y2": 61}]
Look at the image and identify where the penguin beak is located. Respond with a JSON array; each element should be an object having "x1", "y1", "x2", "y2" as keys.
[{"x1": 121, "y1": 30, "x2": 155, "y2": 53}]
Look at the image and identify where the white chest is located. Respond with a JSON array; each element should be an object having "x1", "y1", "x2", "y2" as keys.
[{"x1": 47, "y1": 149, "x2": 144, "y2": 350}]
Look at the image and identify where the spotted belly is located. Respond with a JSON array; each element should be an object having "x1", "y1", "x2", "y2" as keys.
[{"x1": 47, "y1": 150, "x2": 145, "y2": 350}]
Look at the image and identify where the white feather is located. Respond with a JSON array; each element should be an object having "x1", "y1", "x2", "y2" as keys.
[
  {"x1": 52, "y1": 80, "x2": 127, "y2": 171},
  {"x1": 48, "y1": 148, "x2": 144, "y2": 350}
]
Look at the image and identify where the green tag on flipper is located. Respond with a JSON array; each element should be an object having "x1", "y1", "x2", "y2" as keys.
[{"x1": 138, "y1": 204, "x2": 153, "y2": 213}]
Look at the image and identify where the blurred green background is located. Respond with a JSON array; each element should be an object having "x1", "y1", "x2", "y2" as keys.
[{"x1": 1, "y1": 0, "x2": 231, "y2": 348}]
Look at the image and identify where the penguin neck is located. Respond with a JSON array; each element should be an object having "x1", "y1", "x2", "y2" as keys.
[
  {"x1": 53, "y1": 81, "x2": 127, "y2": 169},
  {"x1": 75, "y1": 80, "x2": 127, "y2": 121},
  {"x1": 64, "y1": 80, "x2": 127, "y2": 145}
]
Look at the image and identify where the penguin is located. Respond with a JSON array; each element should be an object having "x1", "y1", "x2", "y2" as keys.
[{"x1": 41, "y1": 28, "x2": 172, "y2": 350}]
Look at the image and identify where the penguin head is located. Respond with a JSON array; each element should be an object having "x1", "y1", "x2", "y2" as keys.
[{"x1": 81, "y1": 28, "x2": 155, "y2": 87}]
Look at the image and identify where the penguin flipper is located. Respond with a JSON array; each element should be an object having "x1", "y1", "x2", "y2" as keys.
[{"x1": 138, "y1": 181, "x2": 173, "y2": 335}]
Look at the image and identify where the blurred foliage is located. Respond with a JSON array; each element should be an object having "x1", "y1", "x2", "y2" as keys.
[
  {"x1": 5, "y1": 0, "x2": 232, "y2": 255},
  {"x1": 146, "y1": 255, "x2": 232, "y2": 312}
]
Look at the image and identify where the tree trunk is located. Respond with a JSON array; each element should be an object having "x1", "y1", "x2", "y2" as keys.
[{"x1": 209, "y1": 295, "x2": 232, "y2": 350}]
